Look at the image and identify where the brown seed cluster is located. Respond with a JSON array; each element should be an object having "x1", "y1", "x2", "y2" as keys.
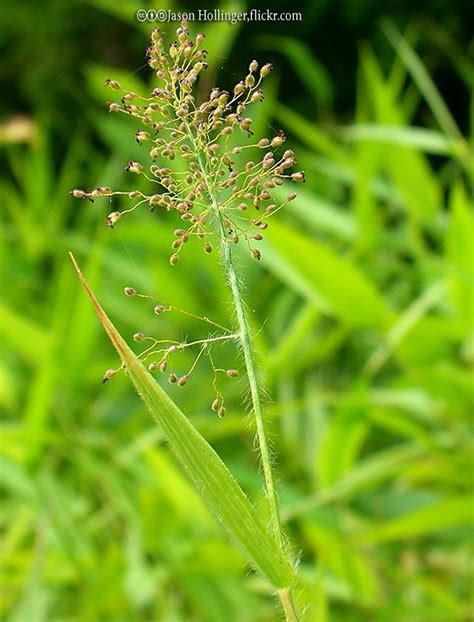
[
  {"x1": 70, "y1": 20, "x2": 304, "y2": 264},
  {"x1": 79, "y1": 22, "x2": 303, "y2": 414}
]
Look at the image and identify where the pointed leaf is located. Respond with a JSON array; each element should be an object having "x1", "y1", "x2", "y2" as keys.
[{"x1": 68, "y1": 253, "x2": 294, "y2": 590}]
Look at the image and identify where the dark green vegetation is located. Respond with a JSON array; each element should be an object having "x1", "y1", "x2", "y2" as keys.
[{"x1": 1, "y1": 2, "x2": 473, "y2": 621}]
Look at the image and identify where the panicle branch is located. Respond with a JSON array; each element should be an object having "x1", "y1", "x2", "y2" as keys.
[{"x1": 71, "y1": 20, "x2": 304, "y2": 265}]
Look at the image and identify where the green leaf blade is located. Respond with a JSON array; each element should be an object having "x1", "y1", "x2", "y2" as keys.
[
  {"x1": 68, "y1": 253, "x2": 294, "y2": 590},
  {"x1": 260, "y1": 220, "x2": 392, "y2": 329},
  {"x1": 354, "y1": 495, "x2": 473, "y2": 545}
]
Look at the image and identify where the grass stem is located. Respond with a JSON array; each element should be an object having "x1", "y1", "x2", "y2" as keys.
[
  {"x1": 279, "y1": 589, "x2": 299, "y2": 622},
  {"x1": 196, "y1": 151, "x2": 297, "y2": 622}
]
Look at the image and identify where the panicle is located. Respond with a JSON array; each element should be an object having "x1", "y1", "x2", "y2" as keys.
[{"x1": 73, "y1": 20, "x2": 302, "y2": 413}]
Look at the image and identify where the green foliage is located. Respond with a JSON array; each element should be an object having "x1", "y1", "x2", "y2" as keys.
[
  {"x1": 70, "y1": 253, "x2": 294, "y2": 590},
  {"x1": 1, "y1": 12, "x2": 472, "y2": 622}
]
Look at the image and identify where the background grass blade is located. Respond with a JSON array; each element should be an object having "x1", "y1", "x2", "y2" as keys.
[
  {"x1": 341, "y1": 124, "x2": 457, "y2": 155},
  {"x1": 353, "y1": 495, "x2": 473, "y2": 545},
  {"x1": 381, "y1": 20, "x2": 464, "y2": 143},
  {"x1": 260, "y1": 219, "x2": 391, "y2": 329},
  {"x1": 68, "y1": 252, "x2": 294, "y2": 591}
]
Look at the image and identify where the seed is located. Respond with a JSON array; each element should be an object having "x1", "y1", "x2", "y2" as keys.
[
  {"x1": 260, "y1": 63, "x2": 273, "y2": 78},
  {"x1": 291, "y1": 171, "x2": 306, "y2": 183},
  {"x1": 286, "y1": 192, "x2": 297, "y2": 202},
  {"x1": 135, "y1": 130, "x2": 150, "y2": 143},
  {"x1": 124, "y1": 161, "x2": 142, "y2": 174},
  {"x1": 133, "y1": 332, "x2": 145, "y2": 342},
  {"x1": 204, "y1": 242, "x2": 213, "y2": 253},
  {"x1": 70, "y1": 189, "x2": 86, "y2": 199},
  {"x1": 258, "y1": 138, "x2": 269, "y2": 148},
  {"x1": 240, "y1": 118, "x2": 252, "y2": 132},
  {"x1": 102, "y1": 369, "x2": 117, "y2": 383},
  {"x1": 151, "y1": 28, "x2": 161, "y2": 43},
  {"x1": 147, "y1": 195, "x2": 160, "y2": 208},
  {"x1": 154, "y1": 305, "x2": 166, "y2": 314},
  {"x1": 121, "y1": 92, "x2": 138, "y2": 104},
  {"x1": 253, "y1": 233, "x2": 263, "y2": 241},
  {"x1": 217, "y1": 406, "x2": 226, "y2": 418},
  {"x1": 177, "y1": 374, "x2": 189, "y2": 387},
  {"x1": 170, "y1": 253, "x2": 179, "y2": 265},
  {"x1": 105, "y1": 79, "x2": 121, "y2": 90},
  {"x1": 211, "y1": 397, "x2": 221, "y2": 411},
  {"x1": 169, "y1": 373, "x2": 177, "y2": 383},
  {"x1": 234, "y1": 81, "x2": 244, "y2": 96},
  {"x1": 160, "y1": 360, "x2": 167, "y2": 372},
  {"x1": 249, "y1": 60, "x2": 258, "y2": 72},
  {"x1": 124, "y1": 287, "x2": 136, "y2": 296},
  {"x1": 237, "y1": 203, "x2": 247, "y2": 211},
  {"x1": 271, "y1": 136, "x2": 284, "y2": 148},
  {"x1": 106, "y1": 211, "x2": 121, "y2": 228},
  {"x1": 250, "y1": 89, "x2": 264, "y2": 103},
  {"x1": 251, "y1": 248, "x2": 261, "y2": 260},
  {"x1": 148, "y1": 362, "x2": 158, "y2": 372},
  {"x1": 226, "y1": 369, "x2": 239, "y2": 378}
]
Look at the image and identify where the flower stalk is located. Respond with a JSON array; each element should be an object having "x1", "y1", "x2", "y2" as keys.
[
  {"x1": 200, "y1": 155, "x2": 284, "y2": 549},
  {"x1": 71, "y1": 19, "x2": 304, "y2": 619}
]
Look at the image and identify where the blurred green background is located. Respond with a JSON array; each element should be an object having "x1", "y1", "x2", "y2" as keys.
[{"x1": 1, "y1": 1, "x2": 473, "y2": 620}]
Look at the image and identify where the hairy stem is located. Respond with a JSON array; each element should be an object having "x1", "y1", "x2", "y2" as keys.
[
  {"x1": 224, "y1": 235, "x2": 284, "y2": 541},
  {"x1": 197, "y1": 151, "x2": 297, "y2": 621},
  {"x1": 198, "y1": 155, "x2": 282, "y2": 544},
  {"x1": 279, "y1": 589, "x2": 299, "y2": 622}
]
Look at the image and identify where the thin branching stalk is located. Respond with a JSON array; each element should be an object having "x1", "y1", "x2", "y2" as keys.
[
  {"x1": 196, "y1": 153, "x2": 297, "y2": 620},
  {"x1": 71, "y1": 20, "x2": 303, "y2": 619},
  {"x1": 200, "y1": 154, "x2": 283, "y2": 546}
]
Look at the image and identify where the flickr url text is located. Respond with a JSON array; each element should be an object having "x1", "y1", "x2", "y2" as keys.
[{"x1": 136, "y1": 9, "x2": 303, "y2": 24}]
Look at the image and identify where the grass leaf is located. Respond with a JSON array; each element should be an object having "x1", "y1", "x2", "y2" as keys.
[
  {"x1": 68, "y1": 252, "x2": 294, "y2": 590},
  {"x1": 261, "y1": 220, "x2": 392, "y2": 329},
  {"x1": 341, "y1": 124, "x2": 458, "y2": 155},
  {"x1": 354, "y1": 495, "x2": 473, "y2": 545},
  {"x1": 381, "y1": 20, "x2": 464, "y2": 143}
]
